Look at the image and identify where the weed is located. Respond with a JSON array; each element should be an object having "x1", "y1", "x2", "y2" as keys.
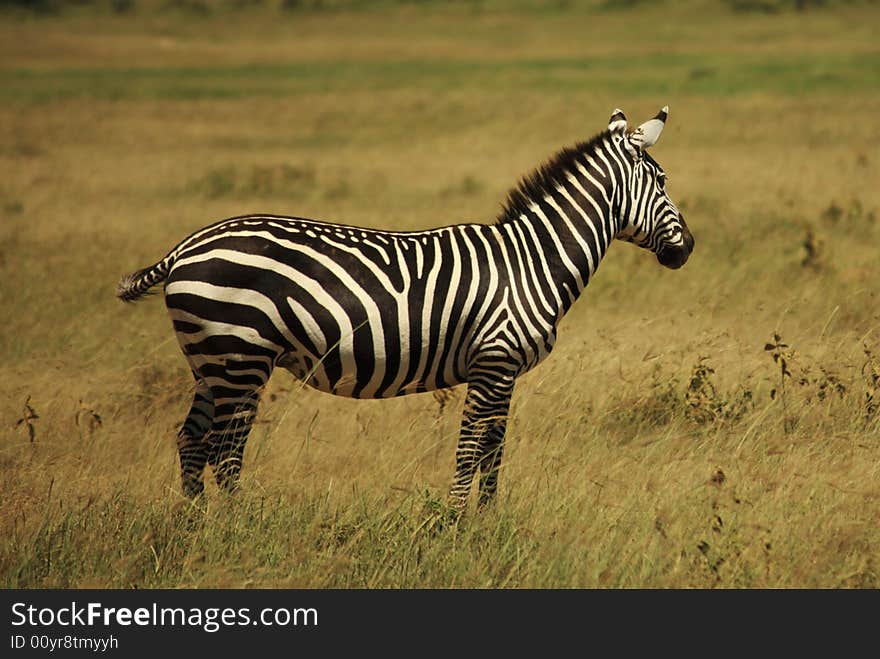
[
  {"x1": 801, "y1": 225, "x2": 824, "y2": 270},
  {"x1": 75, "y1": 400, "x2": 103, "y2": 436},
  {"x1": 201, "y1": 166, "x2": 236, "y2": 198},
  {"x1": 14, "y1": 396, "x2": 39, "y2": 443},
  {"x1": 608, "y1": 366, "x2": 682, "y2": 430},
  {"x1": 820, "y1": 198, "x2": 876, "y2": 227},
  {"x1": 684, "y1": 357, "x2": 753, "y2": 426},
  {"x1": 764, "y1": 333, "x2": 793, "y2": 401},
  {"x1": 432, "y1": 389, "x2": 458, "y2": 416},
  {"x1": 196, "y1": 163, "x2": 316, "y2": 199},
  {"x1": 765, "y1": 332, "x2": 796, "y2": 432},
  {"x1": 820, "y1": 200, "x2": 844, "y2": 224},
  {"x1": 3, "y1": 200, "x2": 24, "y2": 215},
  {"x1": 800, "y1": 366, "x2": 847, "y2": 403},
  {"x1": 862, "y1": 344, "x2": 880, "y2": 419},
  {"x1": 246, "y1": 164, "x2": 315, "y2": 196}
]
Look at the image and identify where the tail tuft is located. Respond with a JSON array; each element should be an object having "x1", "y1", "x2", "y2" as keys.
[
  {"x1": 116, "y1": 272, "x2": 149, "y2": 302},
  {"x1": 116, "y1": 259, "x2": 172, "y2": 303}
]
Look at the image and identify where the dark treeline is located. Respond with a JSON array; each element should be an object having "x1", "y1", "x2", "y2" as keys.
[{"x1": 0, "y1": 0, "x2": 872, "y2": 17}]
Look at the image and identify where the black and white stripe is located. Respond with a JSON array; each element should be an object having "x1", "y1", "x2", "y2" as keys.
[{"x1": 118, "y1": 106, "x2": 694, "y2": 508}]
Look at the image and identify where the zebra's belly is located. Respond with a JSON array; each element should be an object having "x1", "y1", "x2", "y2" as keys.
[
  {"x1": 274, "y1": 310, "x2": 559, "y2": 398},
  {"x1": 276, "y1": 346, "x2": 467, "y2": 399}
]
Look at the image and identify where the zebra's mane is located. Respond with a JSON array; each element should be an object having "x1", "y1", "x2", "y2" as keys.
[{"x1": 497, "y1": 130, "x2": 609, "y2": 225}]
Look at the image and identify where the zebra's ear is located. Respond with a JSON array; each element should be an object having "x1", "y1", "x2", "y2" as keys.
[
  {"x1": 629, "y1": 106, "x2": 668, "y2": 150},
  {"x1": 608, "y1": 108, "x2": 627, "y2": 134}
]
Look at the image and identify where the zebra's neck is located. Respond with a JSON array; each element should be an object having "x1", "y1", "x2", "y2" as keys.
[{"x1": 496, "y1": 132, "x2": 622, "y2": 318}]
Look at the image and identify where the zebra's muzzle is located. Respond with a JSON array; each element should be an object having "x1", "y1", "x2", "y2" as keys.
[{"x1": 657, "y1": 223, "x2": 694, "y2": 270}]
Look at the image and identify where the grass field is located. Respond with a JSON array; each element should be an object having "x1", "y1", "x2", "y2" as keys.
[{"x1": 1, "y1": 0, "x2": 879, "y2": 588}]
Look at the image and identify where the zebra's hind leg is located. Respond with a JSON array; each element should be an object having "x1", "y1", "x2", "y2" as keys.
[
  {"x1": 177, "y1": 375, "x2": 215, "y2": 498},
  {"x1": 477, "y1": 415, "x2": 509, "y2": 509},
  {"x1": 449, "y1": 375, "x2": 515, "y2": 512},
  {"x1": 206, "y1": 386, "x2": 262, "y2": 493}
]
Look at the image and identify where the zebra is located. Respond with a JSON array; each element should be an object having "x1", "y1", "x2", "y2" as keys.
[{"x1": 117, "y1": 106, "x2": 694, "y2": 510}]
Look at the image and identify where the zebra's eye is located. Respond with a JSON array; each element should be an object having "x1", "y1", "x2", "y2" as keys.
[{"x1": 657, "y1": 173, "x2": 667, "y2": 189}]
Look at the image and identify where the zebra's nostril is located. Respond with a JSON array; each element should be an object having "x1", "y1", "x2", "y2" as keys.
[{"x1": 684, "y1": 229, "x2": 695, "y2": 252}]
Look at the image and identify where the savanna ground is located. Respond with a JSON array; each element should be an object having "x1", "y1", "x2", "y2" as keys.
[{"x1": 1, "y1": 0, "x2": 878, "y2": 588}]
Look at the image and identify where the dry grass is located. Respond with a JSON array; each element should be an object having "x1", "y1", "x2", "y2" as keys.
[{"x1": 1, "y1": 1, "x2": 878, "y2": 588}]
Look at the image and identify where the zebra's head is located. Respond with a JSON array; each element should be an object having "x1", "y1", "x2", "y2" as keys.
[{"x1": 608, "y1": 106, "x2": 694, "y2": 270}]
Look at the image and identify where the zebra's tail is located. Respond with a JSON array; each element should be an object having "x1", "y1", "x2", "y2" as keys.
[{"x1": 116, "y1": 255, "x2": 175, "y2": 303}]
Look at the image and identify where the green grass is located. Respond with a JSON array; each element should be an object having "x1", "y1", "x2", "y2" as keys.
[{"x1": 3, "y1": 52, "x2": 879, "y2": 102}]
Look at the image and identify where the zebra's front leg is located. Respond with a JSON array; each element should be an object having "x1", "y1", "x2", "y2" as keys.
[{"x1": 449, "y1": 377, "x2": 514, "y2": 512}]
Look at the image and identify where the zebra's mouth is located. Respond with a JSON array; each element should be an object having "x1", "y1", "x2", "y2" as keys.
[{"x1": 657, "y1": 228, "x2": 694, "y2": 270}]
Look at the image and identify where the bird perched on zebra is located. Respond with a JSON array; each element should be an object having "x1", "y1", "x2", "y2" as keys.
[{"x1": 117, "y1": 105, "x2": 694, "y2": 510}]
